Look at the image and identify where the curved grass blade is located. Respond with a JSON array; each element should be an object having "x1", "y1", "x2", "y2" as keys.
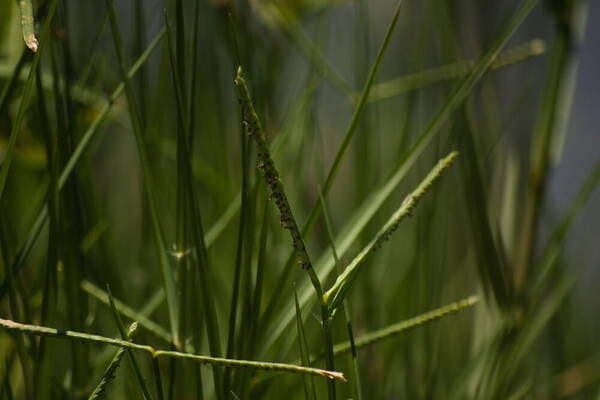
[{"x1": 0, "y1": 318, "x2": 346, "y2": 382}]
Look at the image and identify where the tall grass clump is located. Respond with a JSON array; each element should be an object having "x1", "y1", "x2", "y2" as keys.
[{"x1": 0, "y1": 0, "x2": 597, "y2": 399}]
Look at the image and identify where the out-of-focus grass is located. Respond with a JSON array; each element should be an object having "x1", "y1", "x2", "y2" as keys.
[{"x1": 0, "y1": 0, "x2": 597, "y2": 399}]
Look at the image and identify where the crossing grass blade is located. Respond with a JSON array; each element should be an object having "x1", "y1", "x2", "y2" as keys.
[
  {"x1": 104, "y1": 0, "x2": 179, "y2": 346},
  {"x1": 0, "y1": 26, "x2": 167, "y2": 302},
  {"x1": 88, "y1": 322, "x2": 139, "y2": 400},
  {"x1": 107, "y1": 287, "x2": 152, "y2": 400}
]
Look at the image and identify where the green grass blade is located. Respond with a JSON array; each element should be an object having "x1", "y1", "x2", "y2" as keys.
[
  {"x1": 531, "y1": 156, "x2": 600, "y2": 292},
  {"x1": 88, "y1": 322, "x2": 139, "y2": 400},
  {"x1": 317, "y1": 0, "x2": 404, "y2": 210},
  {"x1": 294, "y1": 289, "x2": 317, "y2": 400},
  {"x1": 319, "y1": 190, "x2": 363, "y2": 399},
  {"x1": 107, "y1": 286, "x2": 153, "y2": 400},
  {"x1": 332, "y1": 296, "x2": 478, "y2": 356},
  {"x1": 515, "y1": 2, "x2": 586, "y2": 289},
  {"x1": 81, "y1": 281, "x2": 172, "y2": 343},
  {"x1": 456, "y1": 106, "x2": 511, "y2": 307},
  {"x1": 0, "y1": 26, "x2": 166, "y2": 302},
  {"x1": 0, "y1": 0, "x2": 58, "y2": 202},
  {"x1": 325, "y1": 152, "x2": 458, "y2": 315},
  {"x1": 17, "y1": 0, "x2": 37, "y2": 52},
  {"x1": 258, "y1": 3, "x2": 354, "y2": 97},
  {"x1": 104, "y1": 0, "x2": 179, "y2": 346},
  {"x1": 234, "y1": 66, "x2": 337, "y2": 399},
  {"x1": 368, "y1": 39, "x2": 546, "y2": 102}
]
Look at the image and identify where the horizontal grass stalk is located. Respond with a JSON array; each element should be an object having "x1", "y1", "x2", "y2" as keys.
[
  {"x1": 325, "y1": 151, "x2": 459, "y2": 315},
  {"x1": 0, "y1": 318, "x2": 346, "y2": 382}
]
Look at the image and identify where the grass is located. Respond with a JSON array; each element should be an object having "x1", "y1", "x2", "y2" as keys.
[{"x1": 0, "y1": 0, "x2": 597, "y2": 399}]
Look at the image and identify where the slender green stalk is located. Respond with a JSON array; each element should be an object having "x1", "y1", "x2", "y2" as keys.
[
  {"x1": 515, "y1": 1, "x2": 584, "y2": 290},
  {"x1": 368, "y1": 39, "x2": 546, "y2": 102},
  {"x1": 105, "y1": 0, "x2": 179, "y2": 346},
  {"x1": 81, "y1": 281, "x2": 172, "y2": 343},
  {"x1": 88, "y1": 322, "x2": 138, "y2": 400},
  {"x1": 0, "y1": 318, "x2": 346, "y2": 382},
  {"x1": 234, "y1": 66, "x2": 337, "y2": 399},
  {"x1": 0, "y1": 26, "x2": 167, "y2": 301},
  {"x1": 331, "y1": 296, "x2": 478, "y2": 356},
  {"x1": 0, "y1": 0, "x2": 58, "y2": 202},
  {"x1": 259, "y1": 3, "x2": 354, "y2": 97},
  {"x1": 234, "y1": 67, "x2": 323, "y2": 297},
  {"x1": 317, "y1": 0, "x2": 404, "y2": 211},
  {"x1": 107, "y1": 287, "x2": 152, "y2": 400},
  {"x1": 325, "y1": 152, "x2": 459, "y2": 315},
  {"x1": 294, "y1": 290, "x2": 317, "y2": 400},
  {"x1": 320, "y1": 191, "x2": 362, "y2": 399}
]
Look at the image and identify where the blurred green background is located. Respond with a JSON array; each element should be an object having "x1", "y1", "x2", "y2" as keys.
[{"x1": 0, "y1": 0, "x2": 599, "y2": 399}]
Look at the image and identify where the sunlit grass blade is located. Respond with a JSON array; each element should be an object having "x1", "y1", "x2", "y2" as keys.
[
  {"x1": 88, "y1": 322, "x2": 138, "y2": 400},
  {"x1": 325, "y1": 152, "x2": 458, "y2": 315},
  {"x1": 104, "y1": 0, "x2": 179, "y2": 346}
]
